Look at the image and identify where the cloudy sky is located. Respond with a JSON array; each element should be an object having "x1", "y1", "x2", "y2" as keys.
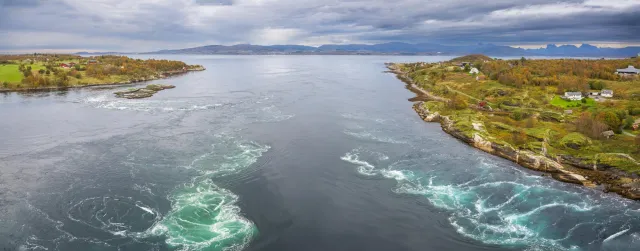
[{"x1": 1, "y1": 0, "x2": 639, "y2": 52}]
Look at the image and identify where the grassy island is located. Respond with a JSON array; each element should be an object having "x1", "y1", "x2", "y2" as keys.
[
  {"x1": 388, "y1": 55, "x2": 640, "y2": 200},
  {"x1": 0, "y1": 54, "x2": 205, "y2": 92}
]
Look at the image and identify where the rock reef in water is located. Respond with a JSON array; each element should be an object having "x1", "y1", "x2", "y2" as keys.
[{"x1": 114, "y1": 84, "x2": 175, "y2": 99}]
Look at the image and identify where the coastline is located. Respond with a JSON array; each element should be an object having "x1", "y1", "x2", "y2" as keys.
[
  {"x1": 386, "y1": 63, "x2": 640, "y2": 200},
  {"x1": 0, "y1": 67, "x2": 205, "y2": 93}
]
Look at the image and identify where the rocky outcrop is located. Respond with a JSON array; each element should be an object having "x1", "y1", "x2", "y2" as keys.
[{"x1": 114, "y1": 84, "x2": 175, "y2": 99}]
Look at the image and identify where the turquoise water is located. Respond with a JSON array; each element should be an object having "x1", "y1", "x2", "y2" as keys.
[{"x1": 147, "y1": 136, "x2": 269, "y2": 250}]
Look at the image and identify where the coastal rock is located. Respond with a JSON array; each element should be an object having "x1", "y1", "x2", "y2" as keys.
[
  {"x1": 552, "y1": 173, "x2": 584, "y2": 185},
  {"x1": 114, "y1": 84, "x2": 175, "y2": 99}
]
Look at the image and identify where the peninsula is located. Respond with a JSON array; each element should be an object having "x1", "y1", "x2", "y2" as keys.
[
  {"x1": 388, "y1": 55, "x2": 640, "y2": 200},
  {"x1": 0, "y1": 54, "x2": 205, "y2": 92}
]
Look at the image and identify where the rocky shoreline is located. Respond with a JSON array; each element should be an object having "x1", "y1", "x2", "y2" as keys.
[
  {"x1": 387, "y1": 63, "x2": 640, "y2": 200},
  {"x1": 0, "y1": 66, "x2": 205, "y2": 93}
]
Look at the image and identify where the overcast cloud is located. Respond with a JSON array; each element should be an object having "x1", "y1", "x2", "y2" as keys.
[{"x1": 0, "y1": 0, "x2": 639, "y2": 52}]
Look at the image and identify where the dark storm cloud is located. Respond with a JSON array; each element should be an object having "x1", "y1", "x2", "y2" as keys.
[{"x1": 0, "y1": 0, "x2": 638, "y2": 51}]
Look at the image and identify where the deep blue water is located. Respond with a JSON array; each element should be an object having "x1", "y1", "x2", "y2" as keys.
[{"x1": 1, "y1": 55, "x2": 639, "y2": 251}]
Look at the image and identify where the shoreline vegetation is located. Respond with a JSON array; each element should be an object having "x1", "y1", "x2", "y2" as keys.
[
  {"x1": 387, "y1": 55, "x2": 640, "y2": 200},
  {"x1": 0, "y1": 54, "x2": 205, "y2": 93}
]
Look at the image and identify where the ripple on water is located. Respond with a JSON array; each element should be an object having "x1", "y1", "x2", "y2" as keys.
[{"x1": 341, "y1": 148, "x2": 640, "y2": 251}]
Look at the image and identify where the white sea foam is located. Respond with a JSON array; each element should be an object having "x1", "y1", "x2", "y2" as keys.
[
  {"x1": 82, "y1": 94, "x2": 219, "y2": 112},
  {"x1": 603, "y1": 228, "x2": 630, "y2": 242},
  {"x1": 343, "y1": 130, "x2": 407, "y2": 144}
]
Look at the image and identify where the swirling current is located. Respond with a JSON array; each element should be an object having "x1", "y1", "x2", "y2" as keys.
[{"x1": 1, "y1": 55, "x2": 639, "y2": 251}]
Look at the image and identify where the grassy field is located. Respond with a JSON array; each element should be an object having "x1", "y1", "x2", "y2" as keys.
[
  {"x1": 0, "y1": 65, "x2": 24, "y2": 83},
  {"x1": 0, "y1": 63, "x2": 48, "y2": 84},
  {"x1": 550, "y1": 96, "x2": 596, "y2": 109}
]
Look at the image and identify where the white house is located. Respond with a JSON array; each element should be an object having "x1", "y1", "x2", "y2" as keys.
[
  {"x1": 601, "y1": 89, "x2": 613, "y2": 98},
  {"x1": 589, "y1": 91, "x2": 600, "y2": 96},
  {"x1": 564, "y1": 92, "x2": 583, "y2": 101},
  {"x1": 469, "y1": 68, "x2": 479, "y2": 74},
  {"x1": 616, "y1": 65, "x2": 639, "y2": 75}
]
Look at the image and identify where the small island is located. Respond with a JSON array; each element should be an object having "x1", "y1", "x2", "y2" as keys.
[
  {"x1": 114, "y1": 84, "x2": 176, "y2": 99},
  {"x1": 0, "y1": 54, "x2": 205, "y2": 92},
  {"x1": 388, "y1": 55, "x2": 640, "y2": 200}
]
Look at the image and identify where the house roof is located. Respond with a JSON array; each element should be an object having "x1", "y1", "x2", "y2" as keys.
[
  {"x1": 602, "y1": 130, "x2": 615, "y2": 136},
  {"x1": 601, "y1": 89, "x2": 613, "y2": 94},
  {"x1": 565, "y1": 92, "x2": 582, "y2": 96},
  {"x1": 617, "y1": 65, "x2": 639, "y2": 73}
]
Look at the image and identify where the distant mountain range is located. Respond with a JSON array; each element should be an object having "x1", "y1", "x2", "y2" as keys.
[{"x1": 78, "y1": 43, "x2": 640, "y2": 57}]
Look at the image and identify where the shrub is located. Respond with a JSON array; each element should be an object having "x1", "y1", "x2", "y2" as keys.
[
  {"x1": 510, "y1": 110, "x2": 530, "y2": 121},
  {"x1": 624, "y1": 117, "x2": 635, "y2": 129},
  {"x1": 447, "y1": 95, "x2": 468, "y2": 110},
  {"x1": 629, "y1": 108, "x2": 640, "y2": 116},
  {"x1": 588, "y1": 80, "x2": 605, "y2": 90},
  {"x1": 525, "y1": 117, "x2": 537, "y2": 128}
]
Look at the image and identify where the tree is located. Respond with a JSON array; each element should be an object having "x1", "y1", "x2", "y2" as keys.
[
  {"x1": 22, "y1": 67, "x2": 32, "y2": 77},
  {"x1": 597, "y1": 111, "x2": 622, "y2": 134},
  {"x1": 45, "y1": 70, "x2": 50, "y2": 75},
  {"x1": 38, "y1": 69, "x2": 45, "y2": 74},
  {"x1": 624, "y1": 116, "x2": 635, "y2": 129},
  {"x1": 575, "y1": 112, "x2": 610, "y2": 139}
]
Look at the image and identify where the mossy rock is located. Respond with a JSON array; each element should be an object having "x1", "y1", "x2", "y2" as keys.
[
  {"x1": 491, "y1": 122, "x2": 516, "y2": 132},
  {"x1": 539, "y1": 111, "x2": 563, "y2": 123},
  {"x1": 145, "y1": 84, "x2": 163, "y2": 91},
  {"x1": 559, "y1": 132, "x2": 591, "y2": 150},
  {"x1": 597, "y1": 155, "x2": 640, "y2": 173},
  {"x1": 145, "y1": 84, "x2": 175, "y2": 91}
]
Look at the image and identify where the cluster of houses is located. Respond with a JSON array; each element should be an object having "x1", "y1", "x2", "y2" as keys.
[
  {"x1": 616, "y1": 65, "x2": 639, "y2": 75},
  {"x1": 59, "y1": 62, "x2": 76, "y2": 69},
  {"x1": 563, "y1": 89, "x2": 613, "y2": 101},
  {"x1": 59, "y1": 59, "x2": 98, "y2": 69},
  {"x1": 458, "y1": 62, "x2": 481, "y2": 75}
]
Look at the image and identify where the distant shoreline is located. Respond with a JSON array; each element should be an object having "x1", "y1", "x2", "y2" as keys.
[{"x1": 74, "y1": 53, "x2": 634, "y2": 59}]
